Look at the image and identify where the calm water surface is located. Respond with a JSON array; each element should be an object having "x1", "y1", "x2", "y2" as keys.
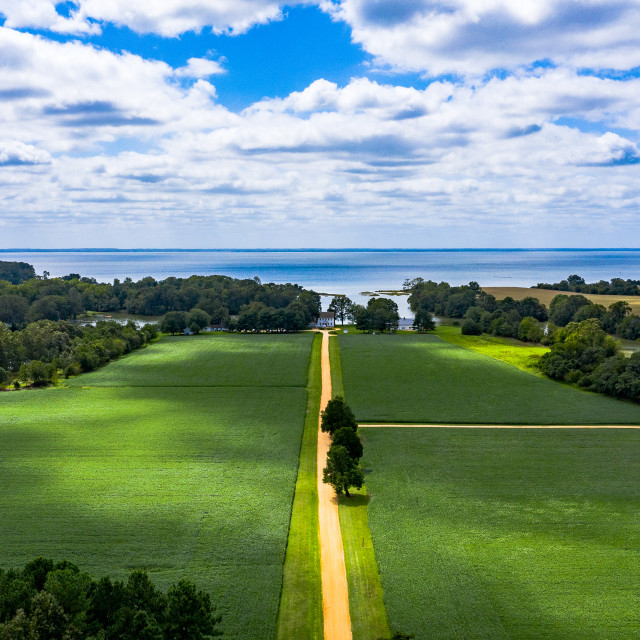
[{"x1": 2, "y1": 249, "x2": 640, "y2": 315}]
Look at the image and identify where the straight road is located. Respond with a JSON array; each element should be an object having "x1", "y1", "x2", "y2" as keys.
[{"x1": 317, "y1": 330, "x2": 353, "y2": 640}]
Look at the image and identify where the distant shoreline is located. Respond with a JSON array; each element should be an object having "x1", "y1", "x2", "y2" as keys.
[{"x1": 3, "y1": 248, "x2": 640, "y2": 253}]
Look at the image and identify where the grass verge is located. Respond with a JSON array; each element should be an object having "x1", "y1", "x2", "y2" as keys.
[
  {"x1": 330, "y1": 336, "x2": 390, "y2": 640},
  {"x1": 275, "y1": 332, "x2": 323, "y2": 640},
  {"x1": 435, "y1": 324, "x2": 549, "y2": 376}
]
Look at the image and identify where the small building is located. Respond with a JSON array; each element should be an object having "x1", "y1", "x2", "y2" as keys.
[
  {"x1": 183, "y1": 327, "x2": 194, "y2": 335},
  {"x1": 398, "y1": 317, "x2": 416, "y2": 331},
  {"x1": 203, "y1": 324, "x2": 228, "y2": 332},
  {"x1": 316, "y1": 311, "x2": 335, "y2": 329}
]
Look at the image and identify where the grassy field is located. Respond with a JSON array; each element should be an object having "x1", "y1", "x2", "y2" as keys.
[
  {"x1": 66, "y1": 333, "x2": 313, "y2": 388},
  {"x1": 276, "y1": 333, "x2": 323, "y2": 640},
  {"x1": 338, "y1": 334, "x2": 640, "y2": 424},
  {"x1": 330, "y1": 336, "x2": 390, "y2": 640},
  {"x1": 361, "y1": 427, "x2": 640, "y2": 639},
  {"x1": 435, "y1": 325, "x2": 549, "y2": 375},
  {"x1": 0, "y1": 334, "x2": 314, "y2": 640},
  {"x1": 483, "y1": 286, "x2": 640, "y2": 315}
]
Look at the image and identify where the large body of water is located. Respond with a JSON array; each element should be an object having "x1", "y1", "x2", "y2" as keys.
[{"x1": 2, "y1": 249, "x2": 640, "y2": 315}]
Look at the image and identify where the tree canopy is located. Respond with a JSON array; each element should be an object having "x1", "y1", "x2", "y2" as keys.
[{"x1": 320, "y1": 396, "x2": 358, "y2": 435}]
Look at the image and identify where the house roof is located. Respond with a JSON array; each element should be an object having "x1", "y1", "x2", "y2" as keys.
[{"x1": 319, "y1": 312, "x2": 335, "y2": 319}]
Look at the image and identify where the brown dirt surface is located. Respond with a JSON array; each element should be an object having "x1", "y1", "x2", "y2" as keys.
[
  {"x1": 359, "y1": 423, "x2": 640, "y2": 429},
  {"x1": 317, "y1": 330, "x2": 353, "y2": 640},
  {"x1": 483, "y1": 286, "x2": 640, "y2": 314}
]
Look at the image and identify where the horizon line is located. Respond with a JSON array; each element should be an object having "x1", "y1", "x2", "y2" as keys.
[{"x1": 3, "y1": 248, "x2": 640, "y2": 253}]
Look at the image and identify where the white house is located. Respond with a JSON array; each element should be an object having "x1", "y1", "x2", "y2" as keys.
[
  {"x1": 316, "y1": 311, "x2": 335, "y2": 328},
  {"x1": 398, "y1": 317, "x2": 416, "y2": 331}
]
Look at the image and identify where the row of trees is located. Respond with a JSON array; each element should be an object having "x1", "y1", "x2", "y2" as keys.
[
  {"x1": 536, "y1": 274, "x2": 640, "y2": 296},
  {"x1": 0, "y1": 320, "x2": 158, "y2": 387},
  {"x1": 539, "y1": 318, "x2": 640, "y2": 402},
  {"x1": 548, "y1": 294, "x2": 640, "y2": 338},
  {"x1": 0, "y1": 262, "x2": 321, "y2": 328},
  {"x1": 321, "y1": 397, "x2": 364, "y2": 497},
  {"x1": 0, "y1": 557, "x2": 220, "y2": 639}
]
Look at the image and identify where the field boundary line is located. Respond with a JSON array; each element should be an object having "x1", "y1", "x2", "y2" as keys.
[
  {"x1": 318, "y1": 331, "x2": 353, "y2": 640},
  {"x1": 276, "y1": 333, "x2": 324, "y2": 640},
  {"x1": 331, "y1": 336, "x2": 391, "y2": 640},
  {"x1": 359, "y1": 423, "x2": 640, "y2": 429}
]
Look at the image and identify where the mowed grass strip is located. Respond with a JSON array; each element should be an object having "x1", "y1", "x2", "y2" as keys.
[
  {"x1": 276, "y1": 333, "x2": 323, "y2": 640},
  {"x1": 435, "y1": 325, "x2": 549, "y2": 376},
  {"x1": 66, "y1": 333, "x2": 314, "y2": 388},
  {"x1": 330, "y1": 336, "x2": 390, "y2": 640},
  {"x1": 0, "y1": 385, "x2": 307, "y2": 640},
  {"x1": 338, "y1": 334, "x2": 640, "y2": 424},
  {"x1": 362, "y1": 427, "x2": 640, "y2": 640}
]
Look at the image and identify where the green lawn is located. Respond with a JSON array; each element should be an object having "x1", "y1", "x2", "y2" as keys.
[
  {"x1": 0, "y1": 333, "x2": 314, "y2": 640},
  {"x1": 339, "y1": 334, "x2": 640, "y2": 424},
  {"x1": 362, "y1": 427, "x2": 640, "y2": 639},
  {"x1": 66, "y1": 333, "x2": 314, "y2": 388},
  {"x1": 435, "y1": 325, "x2": 549, "y2": 376}
]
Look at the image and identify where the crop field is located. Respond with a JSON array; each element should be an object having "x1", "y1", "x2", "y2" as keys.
[
  {"x1": 338, "y1": 334, "x2": 640, "y2": 423},
  {"x1": 0, "y1": 333, "x2": 314, "y2": 640},
  {"x1": 361, "y1": 427, "x2": 640, "y2": 639},
  {"x1": 66, "y1": 333, "x2": 314, "y2": 388}
]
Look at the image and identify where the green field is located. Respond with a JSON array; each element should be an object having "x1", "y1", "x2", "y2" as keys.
[
  {"x1": 66, "y1": 333, "x2": 313, "y2": 388},
  {"x1": 339, "y1": 334, "x2": 640, "y2": 424},
  {"x1": 362, "y1": 427, "x2": 640, "y2": 639},
  {"x1": 0, "y1": 334, "x2": 313, "y2": 640}
]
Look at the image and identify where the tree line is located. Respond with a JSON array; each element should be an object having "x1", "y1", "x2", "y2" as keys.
[
  {"x1": 535, "y1": 274, "x2": 640, "y2": 295},
  {"x1": 0, "y1": 261, "x2": 320, "y2": 329},
  {"x1": 539, "y1": 318, "x2": 640, "y2": 402},
  {"x1": 0, "y1": 320, "x2": 158, "y2": 387},
  {"x1": 0, "y1": 557, "x2": 220, "y2": 640}
]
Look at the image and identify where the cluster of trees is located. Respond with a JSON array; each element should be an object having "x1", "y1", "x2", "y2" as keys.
[
  {"x1": 0, "y1": 261, "x2": 321, "y2": 327},
  {"x1": 461, "y1": 296, "x2": 548, "y2": 341},
  {"x1": 0, "y1": 261, "x2": 36, "y2": 285},
  {"x1": 328, "y1": 295, "x2": 408, "y2": 333},
  {"x1": 548, "y1": 295, "x2": 640, "y2": 338},
  {"x1": 0, "y1": 320, "x2": 158, "y2": 387},
  {"x1": 353, "y1": 298, "x2": 401, "y2": 333},
  {"x1": 539, "y1": 318, "x2": 640, "y2": 402},
  {"x1": 0, "y1": 557, "x2": 220, "y2": 640},
  {"x1": 536, "y1": 274, "x2": 640, "y2": 295},
  {"x1": 321, "y1": 397, "x2": 364, "y2": 497}
]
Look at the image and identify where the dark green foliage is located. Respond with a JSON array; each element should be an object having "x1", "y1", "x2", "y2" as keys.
[
  {"x1": 186, "y1": 308, "x2": 211, "y2": 334},
  {"x1": 461, "y1": 319, "x2": 482, "y2": 335},
  {"x1": 548, "y1": 294, "x2": 591, "y2": 326},
  {"x1": 321, "y1": 396, "x2": 358, "y2": 434},
  {"x1": 0, "y1": 560, "x2": 221, "y2": 640},
  {"x1": 536, "y1": 274, "x2": 640, "y2": 295},
  {"x1": 378, "y1": 634, "x2": 415, "y2": 640},
  {"x1": 517, "y1": 316, "x2": 544, "y2": 343},
  {"x1": 413, "y1": 309, "x2": 435, "y2": 332},
  {"x1": 322, "y1": 445, "x2": 365, "y2": 497},
  {"x1": 355, "y1": 298, "x2": 400, "y2": 333},
  {"x1": 160, "y1": 311, "x2": 187, "y2": 335},
  {"x1": 0, "y1": 319, "x2": 157, "y2": 384},
  {"x1": 328, "y1": 295, "x2": 355, "y2": 325},
  {"x1": 0, "y1": 295, "x2": 29, "y2": 329},
  {"x1": 332, "y1": 427, "x2": 363, "y2": 460},
  {"x1": 0, "y1": 261, "x2": 36, "y2": 285}
]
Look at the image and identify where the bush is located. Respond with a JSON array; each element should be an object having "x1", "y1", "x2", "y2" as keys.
[{"x1": 461, "y1": 319, "x2": 482, "y2": 335}]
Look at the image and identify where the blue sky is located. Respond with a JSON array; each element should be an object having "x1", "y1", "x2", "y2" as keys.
[{"x1": 0, "y1": 1, "x2": 639, "y2": 248}]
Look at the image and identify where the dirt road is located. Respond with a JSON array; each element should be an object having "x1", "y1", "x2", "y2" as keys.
[
  {"x1": 359, "y1": 424, "x2": 640, "y2": 429},
  {"x1": 317, "y1": 330, "x2": 352, "y2": 640}
]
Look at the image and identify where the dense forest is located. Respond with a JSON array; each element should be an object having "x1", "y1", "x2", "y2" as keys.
[
  {"x1": 535, "y1": 274, "x2": 640, "y2": 295},
  {"x1": 0, "y1": 558, "x2": 220, "y2": 640}
]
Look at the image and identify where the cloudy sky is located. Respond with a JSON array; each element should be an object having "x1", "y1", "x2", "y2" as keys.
[{"x1": 1, "y1": 1, "x2": 639, "y2": 248}]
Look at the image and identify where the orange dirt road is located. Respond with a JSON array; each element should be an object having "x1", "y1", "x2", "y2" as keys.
[
  {"x1": 359, "y1": 424, "x2": 640, "y2": 429},
  {"x1": 318, "y1": 330, "x2": 352, "y2": 640}
]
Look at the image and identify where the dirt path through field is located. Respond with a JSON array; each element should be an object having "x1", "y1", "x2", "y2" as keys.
[
  {"x1": 360, "y1": 424, "x2": 640, "y2": 429},
  {"x1": 318, "y1": 330, "x2": 352, "y2": 640}
]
